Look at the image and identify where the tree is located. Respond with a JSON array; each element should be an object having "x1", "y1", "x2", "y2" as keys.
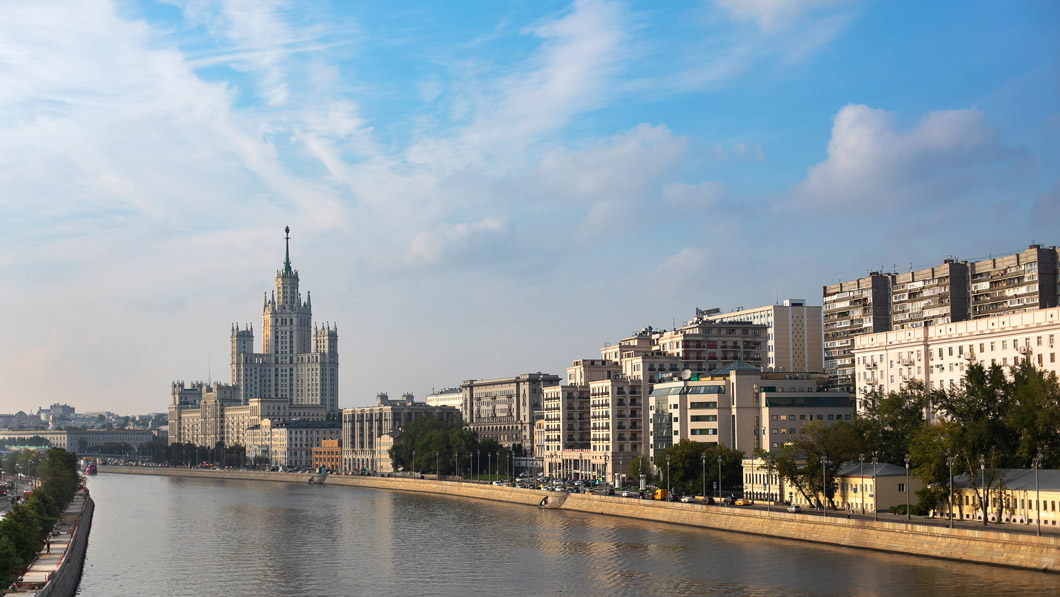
[
  {"x1": 627, "y1": 455, "x2": 653, "y2": 487},
  {"x1": 858, "y1": 380, "x2": 931, "y2": 465},
  {"x1": 773, "y1": 421, "x2": 864, "y2": 508},
  {"x1": 654, "y1": 440, "x2": 743, "y2": 497}
]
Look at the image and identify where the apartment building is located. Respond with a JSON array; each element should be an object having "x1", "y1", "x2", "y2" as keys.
[
  {"x1": 823, "y1": 273, "x2": 893, "y2": 390},
  {"x1": 970, "y1": 245, "x2": 1060, "y2": 319},
  {"x1": 460, "y1": 373, "x2": 559, "y2": 450},
  {"x1": 890, "y1": 260, "x2": 969, "y2": 330},
  {"x1": 245, "y1": 418, "x2": 340, "y2": 468},
  {"x1": 340, "y1": 393, "x2": 460, "y2": 473},
  {"x1": 648, "y1": 364, "x2": 854, "y2": 462},
  {"x1": 853, "y1": 306, "x2": 1060, "y2": 418},
  {"x1": 706, "y1": 300, "x2": 823, "y2": 373}
]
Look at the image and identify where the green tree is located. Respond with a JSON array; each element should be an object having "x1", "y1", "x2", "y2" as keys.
[
  {"x1": 654, "y1": 440, "x2": 743, "y2": 497},
  {"x1": 858, "y1": 380, "x2": 931, "y2": 465},
  {"x1": 773, "y1": 421, "x2": 864, "y2": 508},
  {"x1": 627, "y1": 455, "x2": 653, "y2": 487}
]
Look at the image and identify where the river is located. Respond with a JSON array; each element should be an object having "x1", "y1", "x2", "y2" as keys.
[{"x1": 77, "y1": 473, "x2": 1058, "y2": 596}]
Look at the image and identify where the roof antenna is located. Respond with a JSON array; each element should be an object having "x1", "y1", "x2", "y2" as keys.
[{"x1": 208, "y1": 350, "x2": 212, "y2": 385}]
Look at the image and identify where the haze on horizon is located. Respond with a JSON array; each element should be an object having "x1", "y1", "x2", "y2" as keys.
[{"x1": 2, "y1": 0, "x2": 1057, "y2": 415}]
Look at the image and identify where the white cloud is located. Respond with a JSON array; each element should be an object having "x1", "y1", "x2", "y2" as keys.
[
  {"x1": 788, "y1": 104, "x2": 1029, "y2": 211},
  {"x1": 405, "y1": 216, "x2": 511, "y2": 265},
  {"x1": 713, "y1": 0, "x2": 851, "y2": 33}
]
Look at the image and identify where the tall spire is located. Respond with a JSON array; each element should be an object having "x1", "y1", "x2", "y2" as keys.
[{"x1": 283, "y1": 225, "x2": 292, "y2": 274}]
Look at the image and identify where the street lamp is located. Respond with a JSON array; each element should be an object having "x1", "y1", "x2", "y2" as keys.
[
  {"x1": 1033, "y1": 453, "x2": 1042, "y2": 537},
  {"x1": 859, "y1": 453, "x2": 865, "y2": 515},
  {"x1": 701, "y1": 453, "x2": 706, "y2": 502},
  {"x1": 666, "y1": 455, "x2": 671, "y2": 500},
  {"x1": 904, "y1": 454, "x2": 910, "y2": 521},
  {"x1": 435, "y1": 451, "x2": 439, "y2": 478},
  {"x1": 872, "y1": 452, "x2": 879, "y2": 522},
  {"x1": 717, "y1": 455, "x2": 723, "y2": 499},
  {"x1": 946, "y1": 454, "x2": 955, "y2": 529},
  {"x1": 821, "y1": 457, "x2": 830, "y2": 518},
  {"x1": 979, "y1": 453, "x2": 986, "y2": 526},
  {"x1": 488, "y1": 452, "x2": 492, "y2": 482},
  {"x1": 413, "y1": 450, "x2": 416, "y2": 476}
]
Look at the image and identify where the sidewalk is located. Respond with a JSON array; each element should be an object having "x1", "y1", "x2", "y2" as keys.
[{"x1": 8, "y1": 490, "x2": 87, "y2": 593}]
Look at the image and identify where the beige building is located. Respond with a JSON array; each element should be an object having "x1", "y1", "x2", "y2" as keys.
[
  {"x1": 460, "y1": 373, "x2": 559, "y2": 450},
  {"x1": 425, "y1": 387, "x2": 462, "y2": 411},
  {"x1": 853, "y1": 306, "x2": 1060, "y2": 418},
  {"x1": 951, "y1": 468, "x2": 1060, "y2": 527},
  {"x1": 168, "y1": 228, "x2": 339, "y2": 449},
  {"x1": 744, "y1": 458, "x2": 922, "y2": 512},
  {"x1": 246, "y1": 419, "x2": 340, "y2": 468},
  {"x1": 340, "y1": 393, "x2": 459, "y2": 474},
  {"x1": 650, "y1": 364, "x2": 854, "y2": 461},
  {"x1": 706, "y1": 300, "x2": 823, "y2": 373}
]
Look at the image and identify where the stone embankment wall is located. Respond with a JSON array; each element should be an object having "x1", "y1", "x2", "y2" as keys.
[
  {"x1": 100, "y1": 467, "x2": 1060, "y2": 573},
  {"x1": 36, "y1": 495, "x2": 94, "y2": 597}
]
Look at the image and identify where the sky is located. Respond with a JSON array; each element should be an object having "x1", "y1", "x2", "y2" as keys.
[{"x1": 1, "y1": 0, "x2": 1058, "y2": 415}]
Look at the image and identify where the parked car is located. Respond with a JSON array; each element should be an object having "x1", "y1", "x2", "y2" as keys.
[
  {"x1": 787, "y1": 504, "x2": 802, "y2": 513},
  {"x1": 703, "y1": 496, "x2": 715, "y2": 505}
]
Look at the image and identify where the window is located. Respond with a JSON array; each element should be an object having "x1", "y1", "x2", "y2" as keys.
[{"x1": 898, "y1": 483, "x2": 905, "y2": 493}]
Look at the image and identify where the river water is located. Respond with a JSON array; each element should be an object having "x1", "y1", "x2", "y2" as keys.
[{"x1": 78, "y1": 473, "x2": 1057, "y2": 596}]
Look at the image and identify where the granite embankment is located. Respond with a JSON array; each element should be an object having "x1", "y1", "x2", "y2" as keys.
[{"x1": 100, "y1": 467, "x2": 1060, "y2": 573}]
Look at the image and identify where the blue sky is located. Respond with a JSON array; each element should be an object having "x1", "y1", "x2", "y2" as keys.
[{"x1": 1, "y1": 0, "x2": 1057, "y2": 414}]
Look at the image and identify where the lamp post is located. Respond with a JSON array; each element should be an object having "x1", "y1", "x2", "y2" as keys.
[
  {"x1": 1033, "y1": 453, "x2": 1042, "y2": 537},
  {"x1": 488, "y1": 452, "x2": 492, "y2": 482},
  {"x1": 666, "y1": 455, "x2": 671, "y2": 500},
  {"x1": 859, "y1": 453, "x2": 865, "y2": 515},
  {"x1": 822, "y1": 457, "x2": 830, "y2": 518},
  {"x1": 435, "y1": 451, "x2": 439, "y2": 478},
  {"x1": 904, "y1": 454, "x2": 910, "y2": 521},
  {"x1": 413, "y1": 450, "x2": 416, "y2": 477},
  {"x1": 946, "y1": 454, "x2": 955, "y2": 529},
  {"x1": 872, "y1": 452, "x2": 879, "y2": 522},
  {"x1": 717, "y1": 455, "x2": 723, "y2": 499},
  {"x1": 701, "y1": 452, "x2": 706, "y2": 502},
  {"x1": 477, "y1": 450, "x2": 481, "y2": 481},
  {"x1": 455, "y1": 450, "x2": 459, "y2": 480},
  {"x1": 979, "y1": 453, "x2": 986, "y2": 526}
]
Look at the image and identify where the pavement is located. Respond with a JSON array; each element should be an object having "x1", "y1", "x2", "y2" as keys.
[{"x1": 8, "y1": 490, "x2": 87, "y2": 593}]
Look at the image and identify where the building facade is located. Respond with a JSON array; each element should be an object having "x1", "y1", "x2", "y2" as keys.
[
  {"x1": 823, "y1": 273, "x2": 894, "y2": 390},
  {"x1": 246, "y1": 419, "x2": 341, "y2": 468},
  {"x1": 340, "y1": 393, "x2": 459, "y2": 474},
  {"x1": 890, "y1": 260, "x2": 969, "y2": 331},
  {"x1": 168, "y1": 228, "x2": 339, "y2": 449},
  {"x1": 460, "y1": 373, "x2": 559, "y2": 450},
  {"x1": 648, "y1": 364, "x2": 854, "y2": 461},
  {"x1": 706, "y1": 300, "x2": 824, "y2": 373},
  {"x1": 312, "y1": 439, "x2": 342, "y2": 473},
  {"x1": 0, "y1": 429, "x2": 156, "y2": 451},
  {"x1": 853, "y1": 306, "x2": 1060, "y2": 417},
  {"x1": 969, "y1": 245, "x2": 1059, "y2": 320}
]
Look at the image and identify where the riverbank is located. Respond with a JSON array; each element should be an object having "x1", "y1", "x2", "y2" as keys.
[
  {"x1": 6, "y1": 488, "x2": 94, "y2": 596},
  {"x1": 100, "y1": 466, "x2": 1060, "y2": 573}
]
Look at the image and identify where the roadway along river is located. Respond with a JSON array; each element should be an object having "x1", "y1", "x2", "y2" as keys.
[{"x1": 78, "y1": 473, "x2": 1058, "y2": 596}]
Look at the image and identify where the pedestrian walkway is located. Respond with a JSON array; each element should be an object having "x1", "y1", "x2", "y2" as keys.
[{"x1": 8, "y1": 490, "x2": 88, "y2": 594}]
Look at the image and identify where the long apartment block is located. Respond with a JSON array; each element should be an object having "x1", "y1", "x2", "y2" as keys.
[{"x1": 823, "y1": 244, "x2": 1059, "y2": 391}]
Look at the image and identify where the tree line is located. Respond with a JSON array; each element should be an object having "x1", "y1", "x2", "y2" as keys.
[
  {"x1": 388, "y1": 417, "x2": 519, "y2": 478},
  {"x1": 0, "y1": 449, "x2": 82, "y2": 586}
]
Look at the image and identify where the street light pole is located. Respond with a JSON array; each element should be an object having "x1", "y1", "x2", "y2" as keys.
[
  {"x1": 1033, "y1": 453, "x2": 1042, "y2": 537},
  {"x1": 946, "y1": 454, "x2": 954, "y2": 529},
  {"x1": 701, "y1": 453, "x2": 706, "y2": 502},
  {"x1": 666, "y1": 455, "x2": 671, "y2": 500},
  {"x1": 979, "y1": 453, "x2": 986, "y2": 526},
  {"x1": 413, "y1": 450, "x2": 416, "y2": 477},
  {"x1": 717, "y1": 455, "x2": 723, "y2": 499},
  {"x1": 435, "y1": 451, "x2": 439, "y2": 478},
  {"x1": 859, "y1": 453, "x2": 865, "y2": 515},
  {"x1": 822, "y1": 457, "x2": 830, "y2": 518},
  {"x1": 904, "y1": 454, "x2": 910, "y2": 521},
  {"x1": 872, "y1": 452, "x2": 879, "y2": 522}
]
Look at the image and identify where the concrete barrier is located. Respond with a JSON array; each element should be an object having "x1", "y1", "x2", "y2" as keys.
[
  {"x1": 33, "y1": 493, "x2": 94, "y2": 597},
  {"x1": 99, "y1": 467, "x2": 1060, "y2": 573}
]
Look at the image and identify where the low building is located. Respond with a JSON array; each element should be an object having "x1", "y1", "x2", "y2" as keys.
[
  {"x1": 744, "y1": 458, "x2": 923, "y2": 513},
  {"x1": 951, "y1": 468, "x2": 1060, "y2": 527},
  {"x1": 312, "y1": 439, "x2": 342, "y2": 473},
  {"x1": 340, "y1": 393, "x2": 460, "y2": 474},
  {"x1": 0, "y1": 429, "x2": 156, "y2": 451},
  {"x1": 245, "y1": 419, "x2": 340, "y2": 468}
]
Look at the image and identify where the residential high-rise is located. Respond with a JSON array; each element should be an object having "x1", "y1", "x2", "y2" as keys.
[
  {"x1": 969, "y1": 245, "x2": 1060, "y2": 319},
  {"x1": 890, "y1": 260, "x2": 970, "y2": 331},
  {"x1": 822, "y1": 273, "x2": 893, "y2": 389}
]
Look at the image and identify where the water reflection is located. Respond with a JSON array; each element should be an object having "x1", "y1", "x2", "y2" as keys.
[{"x1": 78, "y1": 474, "x2": 1059, "y2": 596}]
